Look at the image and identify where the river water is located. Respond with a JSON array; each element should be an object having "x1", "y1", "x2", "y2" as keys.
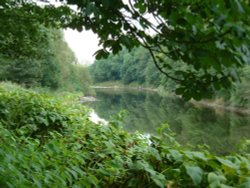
[{"x1": 86, "y1": 88, "x2": 250, "y2": 155}]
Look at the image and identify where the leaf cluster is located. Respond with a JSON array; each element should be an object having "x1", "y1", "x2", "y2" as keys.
[
  {"x1": 62, "y1": 0, "x2": 250, "y2": 98},
  {"x1": 1, "y1": 0, "x2": 250, "y2": 99},
  {"x1": 0, "y1": 0, "x2": 73, "y2": 58}
]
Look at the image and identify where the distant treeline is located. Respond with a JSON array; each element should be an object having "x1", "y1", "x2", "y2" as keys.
[
  {"x1": 90, "y1": 47, "x2": 172, "y2": 88},
  {"x1": 0, "y1": 29, "x2": 91, "y2": 93},
  {"x1": 89, "y1": 47, "x2": 250, "y2": 108}
]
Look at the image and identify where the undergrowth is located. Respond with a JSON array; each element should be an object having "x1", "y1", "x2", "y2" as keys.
[{"x1": 0, "y1": 82, "x2": 249, "y2": 188}]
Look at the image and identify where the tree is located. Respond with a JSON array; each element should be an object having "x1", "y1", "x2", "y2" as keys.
[
  {"x1": 0, "y1": 26, "x2": 92, "y2": 92},
  {"x1": 120, "y1": 47, "x2": 149, "y2": 85},
  {"x1": 2, "y1": 0, "x2": 250, "y2": 99},
  {"x1": 0, "y1": 0, "x2": 73, "y2": 58}
]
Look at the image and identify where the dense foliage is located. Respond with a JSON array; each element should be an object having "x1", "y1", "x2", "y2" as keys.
[
  {"x1": 223, "y1": 66, "x2": 250, "y2": 109},
  {"x1": 90, "y1": 47, "x2": 250, "y2": 103},
  {"x1": 1, "y1": 0, "x2": 250, "y2": 98},
  {"x1": 1, "y1": 1, "x2": 249, "y2": 187},
  {"x1": 0, "y1": 0, "x2": 73, "y2": 59},
  {"x1": 0, "y1": 83, "x2": 249, "y2": 187},
  {"x1": 0, "y1": 0, "x2": 91, "y2": 93},
  {"x1": 90, "y1": 47, "x2": 157, "y2": 86},
  {"x1": 62, "y1": 0, "x2": 250, "y2": 98},
  {"x1": 89, "y1": 47, "x2": 179, "y2": 91},
  {"x1": 0, "y1": 28, "x2": 92, "y2": 93}
]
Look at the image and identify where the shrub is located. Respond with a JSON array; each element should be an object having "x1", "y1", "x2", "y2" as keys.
[
  {"x1": 0, "y1": 83, "x2": 70, "y2": 141},
  {"x1": 0, "y1": 83, "x2": 249, "y2": 187}
]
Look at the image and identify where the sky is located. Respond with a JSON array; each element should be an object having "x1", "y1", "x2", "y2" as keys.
[{"x1": 63, "y1": 29, "x2": 99, "y2": 65}]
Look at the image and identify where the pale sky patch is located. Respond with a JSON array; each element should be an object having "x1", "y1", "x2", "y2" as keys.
[{"x1": 63, "y1": 29, "x2": 99, "y2": 65}]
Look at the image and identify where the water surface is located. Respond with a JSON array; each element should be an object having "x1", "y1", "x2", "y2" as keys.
[{"x1": 87, "y1": 88, "x2": 250, "y2": 155}]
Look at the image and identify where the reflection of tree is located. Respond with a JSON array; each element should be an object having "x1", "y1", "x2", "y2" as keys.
[{"x1": 88, "y1": 89, "x2": 250, "y2": 155}]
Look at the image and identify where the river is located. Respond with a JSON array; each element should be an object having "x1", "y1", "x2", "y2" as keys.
[{"x1": 86, "y1": 88, "x2": 250, "y2": 155}]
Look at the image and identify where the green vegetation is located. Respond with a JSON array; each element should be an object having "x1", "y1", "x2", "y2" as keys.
[
  {"x1": 0, "y1": 0, "x2": 92, "y2": 94},
  {"x1": 91, "y1": 47, "x2": 151, "y2": 85},
  {"x1": 64, "y1": 0, "x2": 250, "y2": 99},
  {"x1": 1, "y1": 1, "x2": 250, "y2": 187},
  {"x1": 88, "y1": 89, "x2": 250, "y2": 155},
  {"x1": 90, "y1": 47, "x2": 167, "y2": 88},
  {"x1": 90, "y1": 47, "x2": 250, "y2": 107},
  {"x1": 0, "y1": 29, "x2": 92, "y2": 93},
  {"x1": 221, "y1": 66, "x2": 250, "y2": 109},
  {"x1": 0, "y1": 83, "x2": 250, "y2": 187},
  {"x1": 1, "y1": 0, "x2": 250, "y2": 98},
  {"x1": 0, "y1": 0, "x2": 72, "y2": 59}
]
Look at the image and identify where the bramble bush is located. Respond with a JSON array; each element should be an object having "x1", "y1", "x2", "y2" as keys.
[{"x1": 0, "y1": 83, "x2": 249, "y2": 188}]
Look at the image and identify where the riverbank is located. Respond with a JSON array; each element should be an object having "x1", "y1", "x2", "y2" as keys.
[
  {"x1": 91, "y1": 81, "x2": 158, "y2": 92},
  {"x1": 1, "y1": 82, "x2": 249, "y2": 187},
  {"x1": 92, "y1": 82, "x2": 250, "y2": 116},
  {"x1": 87, "y1": 87, "x2": 250, "y2": 154},
  {"x1": 191, "y1": 100, "x2": 250, "y2": 116}
]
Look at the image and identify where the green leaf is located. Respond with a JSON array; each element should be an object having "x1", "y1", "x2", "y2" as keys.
[
  {"x1": 185, "y1": 164, "x2": 203, "y2": 185},
  {"x1": 94, "y1": 49, "x2": 109, "y2": 60},
  {"x1": 87, "y1": 174, "x2": 99, "y2": 187},
  {"x1": 216, "y1": 158, "x2": 237, "y2": 169},
  {"x1": 185, "y1": 151, "x2": 207, "y2": 161},
  {"x1": 102, "y1": 0, "x2": 112, "y2": 8},
  {"x1": 134, "y1": 3, "x2": 146, "y2": 14},
  {"x1": 33, "y1": 178, "x2": 42, "y2": 188},
  {"x1": 151, "y1": 173, "x2": 166, "y2": 188},
  {"x1": 238, "y1": 178, "x2": 250, "y2": 188},
  {"x1": 175, "y1": 88, "x2": 185, "y2": 95},
  {"x1": 148, "y1": 147, "x2": 161, "y2": 160},
  {"x1": 168, "y1": 149, "x2": 183, "y2": 162},
  {"x1": 220, "y1": 184, "x2": 234, "y2": 188},
  {"x1": 233, "y1": 0, "x2": 245, "y2": 13},
  {"x1": 208, "y1": 172, "x2": 226, "y2": 185}
]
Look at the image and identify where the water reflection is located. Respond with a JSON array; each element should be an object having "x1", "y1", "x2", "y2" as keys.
[{"x1": 87, "y1": 88, "x2": 250, "y2": 155}]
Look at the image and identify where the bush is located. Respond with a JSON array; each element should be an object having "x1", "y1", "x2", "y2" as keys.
[
  {"x1": 0, "y1": 83, "x2": 249, "y2": 187},
  {"x1": 0, "y1": 82, "x2": 71, "y2": 141}
]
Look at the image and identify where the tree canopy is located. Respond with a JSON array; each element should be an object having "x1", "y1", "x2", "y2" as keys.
[{"x1": 1, "y1": 0, "x2": 250, "y2": 99}]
